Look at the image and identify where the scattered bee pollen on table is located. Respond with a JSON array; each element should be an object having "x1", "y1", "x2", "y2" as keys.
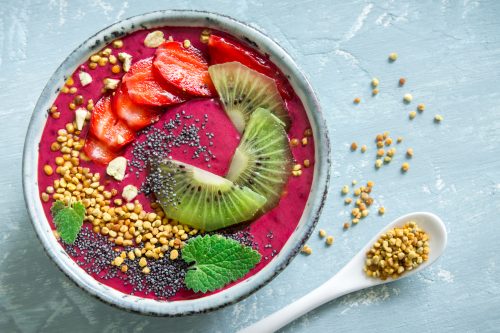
[
  {"x1": 301, "y1": 245, "x2": 313, "y2": 255},
  {"x1": 342, "y1": 53, "x2": 437, "y2": 236},
  {"x1": 341, "y1": 185, "x2": 350, "y2": 195},
  {"x1": 403, "y1": 93, "x2": 413, "y2": 103}
]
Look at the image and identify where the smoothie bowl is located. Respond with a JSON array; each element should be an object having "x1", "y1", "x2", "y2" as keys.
[{"x1": 23, "y1": 10, "x2": 330, "y2": 315}]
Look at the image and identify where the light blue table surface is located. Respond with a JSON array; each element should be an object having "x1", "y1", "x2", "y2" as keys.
[{"x1": 1, "y1": 0, "x2": 499, "y2": 332}]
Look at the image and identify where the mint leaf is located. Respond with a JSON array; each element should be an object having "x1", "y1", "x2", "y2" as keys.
[
  {"x1": 50, "y1": 200, "x2": 66, "y2": 217},
  {"x1": 182, "y1": 235, "x2": 261, "y2": 293},
  {"x1": 51, "y1": 201, "x2": 85, "y2": 244},
  {"x1": 54, "y1": 208, "x2": 83, "y2": 244}
]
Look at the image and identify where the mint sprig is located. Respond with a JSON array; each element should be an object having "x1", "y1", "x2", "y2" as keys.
[
  {"x1": 182, "y1": 235, "x2": 261, "y2": 293},
  {"x1": 50, "y1": 200, "x2": 85, "y2": 244}
]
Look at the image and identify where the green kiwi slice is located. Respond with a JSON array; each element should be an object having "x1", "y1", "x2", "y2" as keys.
[
  {"x1": 154, "y1": 159, "x2": 266, "y2": 231},
  {"x1": 208, "y1": 61, "x2": 291, "y2": 133},
  {"x1": 226, "y1": 108, "x2": 292, "y2": 212}
]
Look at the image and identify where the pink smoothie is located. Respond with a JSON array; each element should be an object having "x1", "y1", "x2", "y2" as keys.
[{"x1": 37, "y1": 27, "x2": 315, "y2": 301}]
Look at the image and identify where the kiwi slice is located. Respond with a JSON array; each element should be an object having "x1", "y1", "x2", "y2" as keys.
[
  {"x1": 226, "y1": 108, "x2": 292, "y2": 212},
  {"x1": 208, "y1": 61, "x2": 290, "y2": 133},
  {"x1": 154, "y1": 159, "x2": 266, "y2": 231}
]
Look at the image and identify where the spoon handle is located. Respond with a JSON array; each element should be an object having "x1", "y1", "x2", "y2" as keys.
[
  {"x1": 238, "y1": 284, "x2": 333, "y2": 333},
  {"x1": 238, "y1": 271, "x2": 360, "y2": 333}
]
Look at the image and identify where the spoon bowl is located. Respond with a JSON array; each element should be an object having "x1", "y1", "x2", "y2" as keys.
[
  {"x1": 334, "y1": 211, "x2": 447, "y2": 293},
  {"x1": 240, "y1": 212, "x2": 447, "y2": 333}
]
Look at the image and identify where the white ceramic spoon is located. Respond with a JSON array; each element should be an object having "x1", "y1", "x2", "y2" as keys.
[{"x1": 239, "y1": 212, "x2": 447, "y2": 333}]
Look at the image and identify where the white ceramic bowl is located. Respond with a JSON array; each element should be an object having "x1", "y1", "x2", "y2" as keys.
[{"x1": 22, "y1": 10, "x2": 330, "y2": 316}]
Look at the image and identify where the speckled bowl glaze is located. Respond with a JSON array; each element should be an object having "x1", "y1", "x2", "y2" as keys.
[{"x1": 22, "y1": 10, "x2": 330, "y2": 316}]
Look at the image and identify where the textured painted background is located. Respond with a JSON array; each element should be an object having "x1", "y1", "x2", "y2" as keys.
[{"x1": 1, "y1": 0, "x2": 499, "y2": 332}]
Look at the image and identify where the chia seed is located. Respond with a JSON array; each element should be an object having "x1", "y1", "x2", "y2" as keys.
[{"x1": 264, "y1": 231, "x2": 276, "y2": 260}]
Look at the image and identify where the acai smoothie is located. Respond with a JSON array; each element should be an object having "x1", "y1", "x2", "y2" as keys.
[{"x1": 37, "y1": 26, "x2": 315, "y2": 300}]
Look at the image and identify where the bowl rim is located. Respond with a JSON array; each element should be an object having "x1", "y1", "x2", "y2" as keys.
[{"x1": 22, "y1": 9, "x2": 331, "y2": 316}]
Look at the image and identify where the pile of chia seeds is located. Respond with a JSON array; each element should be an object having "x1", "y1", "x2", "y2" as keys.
[
  {"x1": 121, "y1": 252, "x2": 188, "y2": 299},
  {"x1": 64, "y1": 227, "x2": 188, "y2": 299},
  {"x1": 130, "y1": 111, "x2": 216, "y2": 188},
  {"x1": 141, "y1": 161, "x2": 180, "y2": 207}
]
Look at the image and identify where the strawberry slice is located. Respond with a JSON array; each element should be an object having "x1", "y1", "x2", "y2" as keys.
[
  {"x1": 153, "y1": 41, "x2": 215, "y2": 97},
  {"x1": 123, "y1": 57, "x2": 186, "y2": 106},
  {"x1": 90, "y1": 96, "x2": 135, "y2": 149},
  {"x1": 83, "y1": 135, "x2": 118, "y2": 165},
  {"x1": 208, "y1": 35, "x2": 293, "y2": 100},
  {"x1": 113, "y1": 85, "x2": 162, "y2": 131}
]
